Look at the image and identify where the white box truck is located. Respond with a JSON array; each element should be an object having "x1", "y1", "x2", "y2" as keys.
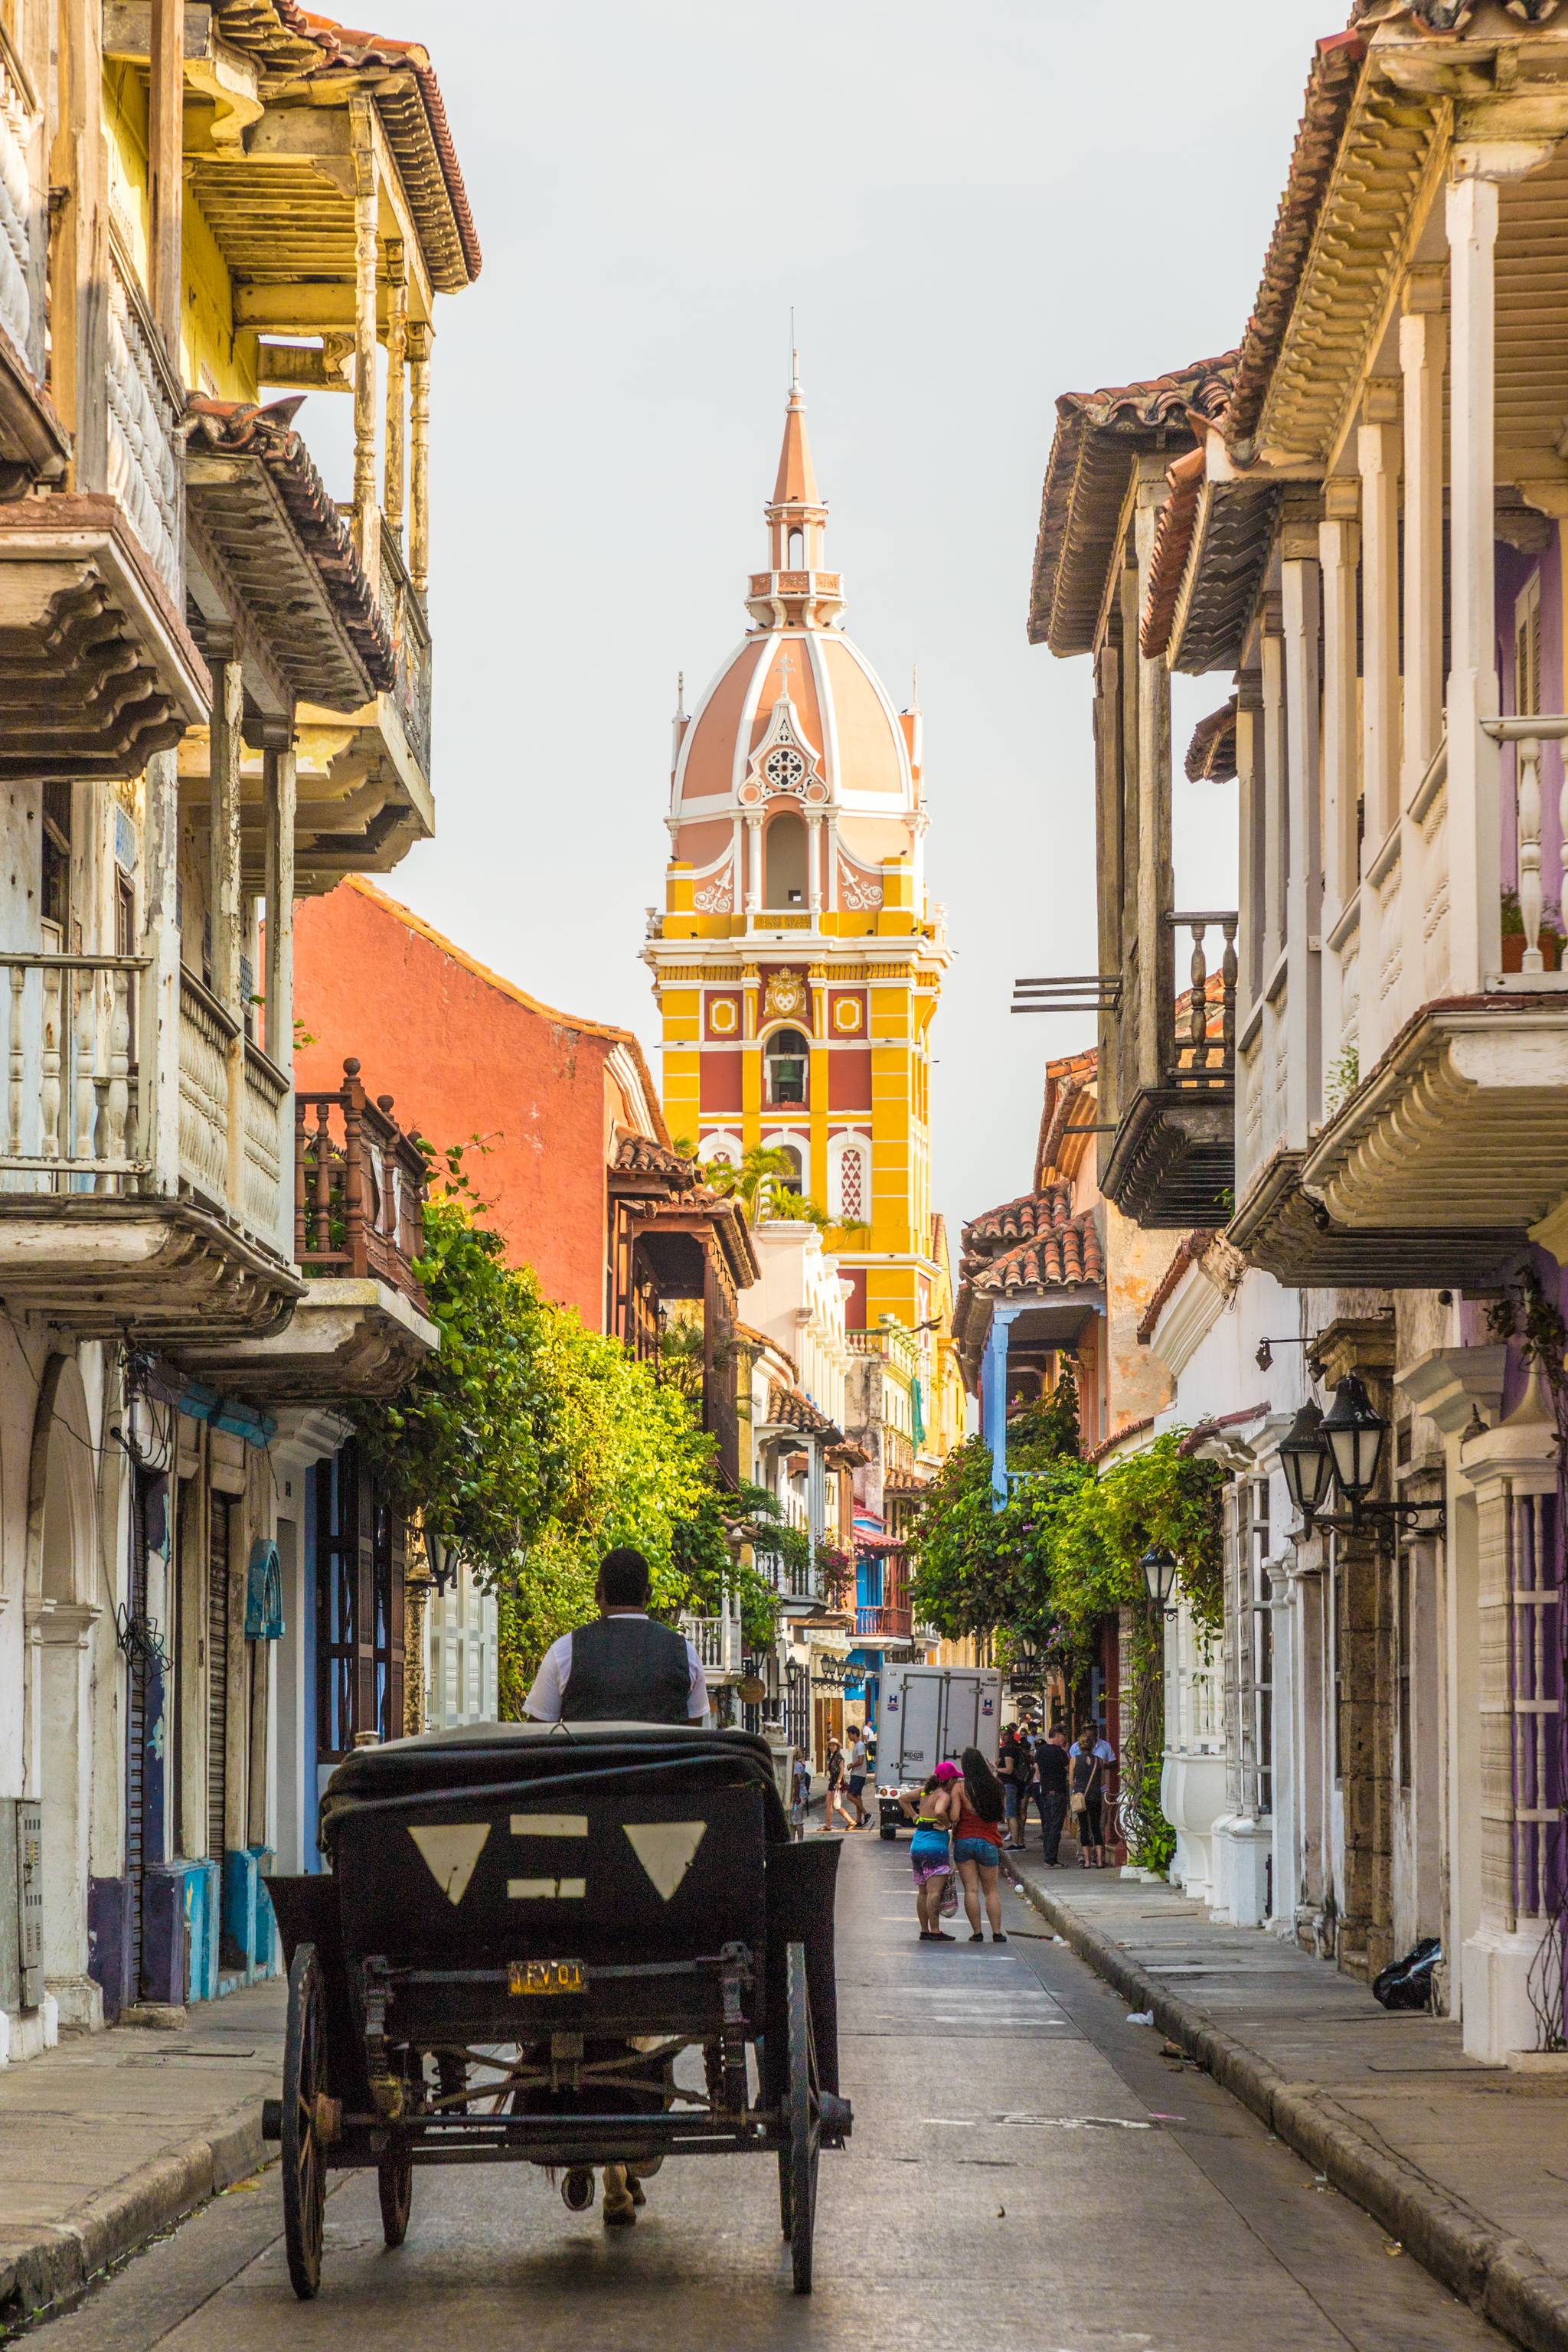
[{"x1": 875, "y1": 1663, "x2": 1003, "y2": 1837}]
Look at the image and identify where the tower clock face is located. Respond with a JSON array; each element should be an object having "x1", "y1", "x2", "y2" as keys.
[{"x1": 764, "y1": 745, "x2": 806, "y2": 793}]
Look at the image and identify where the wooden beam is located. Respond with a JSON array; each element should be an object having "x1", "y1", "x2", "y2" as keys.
[
  {"x1": 348, "y1": 94, "x2": 380, "y2": 588},
  {"x1": 256, "y1": 335, "x2": 354, "y2": 392},
  {"x1": 407, "y1": 320, "x2": 430, "y2": 597},
  {"x1": 51, "y1": 0, "x2": 109, "y2": 486},
  {"x1": 383, "y1": 238, "x2": 407, "y2": 545},
  {"x1": 147, "y1": 0, "x2": 186, "y2": 354}
]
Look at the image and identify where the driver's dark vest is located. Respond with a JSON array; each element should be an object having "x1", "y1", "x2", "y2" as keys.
[{"x1": 560, "y1": 1616, "x2": 692, "y2": 1724}]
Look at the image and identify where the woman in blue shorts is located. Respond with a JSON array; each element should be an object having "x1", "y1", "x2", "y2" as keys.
[{"x1": 899, "y1": 1761, "x2": 959, "y2": 1940}]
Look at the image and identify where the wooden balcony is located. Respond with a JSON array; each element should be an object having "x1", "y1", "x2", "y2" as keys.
[
  {"x1": 686, "y1": 1607, "x2": 744, "y2": 1681},
  {"x1": 1102, "y1": 912, "x2": 1238, "y2": 1229},
  {"x1": 293, "y1": 520, "x2": 435, "y2": 889},
  {"x1": 0, "y1": 956, "x2": 299, "y2": 1341},
  {"x1": 191, "y1": 1058, "x2": 437, "y2": 1403},
  {"x1": 0, "y1": 246, "x2": 207, "y2": 781},
  {"x1": 855, "y1": 1602, "x2": 913, "y2": 1644}
]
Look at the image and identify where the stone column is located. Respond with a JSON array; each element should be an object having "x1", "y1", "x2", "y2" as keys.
[
  {"x1": 207, "y1": 639, "x2": 246, "y2": 1210},
  {"x1": 1281, "y1": 527, "x2": 1322, "y2": 1144},
  {"x1": 983, "y1": 1308, "x2": 1019, "y2": 1501},
  {"x1": 1233, "y1": 668, "x2": 1265, "y2": 1197},
  {"x1": 1445, "y1": 149, "x2": 1527, "y2": 993},
  {"x1": 1318, "y1": 489, "x2": 1361, "y2": 1087}
]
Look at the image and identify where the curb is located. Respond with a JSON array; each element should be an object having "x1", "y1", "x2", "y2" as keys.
[
  {"x1": 0, "y1": 2102, "x2": 269, "y2": 2337},
  {"x1": 1004, "y1": 1861, "x2": 1568, "y2": 2352}
]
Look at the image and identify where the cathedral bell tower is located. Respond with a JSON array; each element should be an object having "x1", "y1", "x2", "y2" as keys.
[{"x1": 643, "y1": 367, "x2": 950, "y2": 1341}]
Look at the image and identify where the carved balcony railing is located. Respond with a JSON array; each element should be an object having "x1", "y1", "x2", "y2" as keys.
[
  {"x1": 856, "y1": 1602, "x2": 913, "y2": 1642},
  {"x1": 686, "y1": 1608, "x2": 743, "y2": 1677},
  {"x1": 0, "y1": 954, "x2": 299, "y2": 1342},
  {"x1": 0, "y1": 953, "x2": 145, "y2": 1189},
  {"x1": 295, "y1": 1057, "x2": 428, "y2": 1309},
  {"x1": 1102, "y1": 910, "x2": 1240, "y2": 1232},
  {"x1": 106, "y1": 239, "x2": 184, "y2": 606},
  {"x1": 1162, "y1": 911, "x2": 1238, "y2": 1089}
]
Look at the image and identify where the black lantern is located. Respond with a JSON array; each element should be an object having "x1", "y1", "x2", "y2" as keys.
[
  {"x1": 1138, "y1": 1544, "x2": 1178, "y2": 1615},
  {"x1": 1321, "y1": 1373, "x2": 1387, "y2": 1504},
  {"x1": 1279, "y1": 1400, "x2": 1334, "y2": 1523}
]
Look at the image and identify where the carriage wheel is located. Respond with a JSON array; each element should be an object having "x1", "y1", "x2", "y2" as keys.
[
  {"x1": 377, "y1": 2145, "x2": 413, "y2": 2247},
  {"x1": 282, "y1": 1944, "x2": 327, "y2": 2300},
  {"x1": 785, "y1": 1941, "x2": 820, "y2": 2294}
]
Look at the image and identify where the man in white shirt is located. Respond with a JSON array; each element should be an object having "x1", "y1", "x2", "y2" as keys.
[{"x1": 524, "y1": 1546, "x2": 709, "y2": 1725}]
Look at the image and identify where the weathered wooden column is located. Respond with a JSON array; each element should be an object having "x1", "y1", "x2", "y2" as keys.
[
  {"x1": 1401, "y1": 273, "x2": 1447, "y2": 784},
  {"x1": 139, "y1": 747, "x2": 182, "y2": 1189},
  {"x1": 1281, "y1": 518, "x2": 1322, "y2": 1144},
  {"x1": 1133, "y1": 466, "x2": 1172, "y2": 1093},
  {"x1": 147, "y1": 0, "x2": 184, "y2": 353},
  {"x1": 1259, "y1": 595, "x2": 1286, "y2": 978},
  {"x1": 262, "y1": 736, "x2": 296, "y2": 1081},
  {"x1": 408, "y1": 322, "x2": 431, "y2": 598},
  {"x1": 1318, "y1": 485, "x2": 1361, "y2": 1085},
  {"x1": 348, "y1": 95, "x2": 381, "y2": 591},
  {"x1": 207, "y1": 635, "x2": 245, "y2": 1205},
  {"x1": 383, "y1": 238, "x2": 407, "y2": 550},
  {"x1": 1233, "y1": 668, "x2": 1265, "y2": 1197}
]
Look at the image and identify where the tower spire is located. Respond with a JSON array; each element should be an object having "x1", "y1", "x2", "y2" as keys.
[{"x1": 751, "y1": 352, "x2": 841, "y2": 629}]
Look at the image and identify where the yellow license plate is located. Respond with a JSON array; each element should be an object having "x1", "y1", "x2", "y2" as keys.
[{"x1": 508, "y1": 1958, "x2": 585, "y2": 1996}]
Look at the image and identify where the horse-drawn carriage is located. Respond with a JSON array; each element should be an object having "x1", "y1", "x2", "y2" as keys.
[{"x1": 262, "y1": 1721, "x2": 850, "y2": 2296}]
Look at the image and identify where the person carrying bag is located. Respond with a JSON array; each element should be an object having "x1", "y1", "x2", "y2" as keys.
[{"x1": 1070, "y1": 1721, "x2": 1108, "y2": 1869}]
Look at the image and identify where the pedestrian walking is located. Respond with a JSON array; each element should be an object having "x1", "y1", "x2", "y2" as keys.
[
  {"x1": 951, "y1": 1746, "x2": 1008, "y2": 1942},
  {"x1": 899, "y1": 1761, "x2": 960, "y2": 1940},
  {"x1": 998, "y1": 1725, "x2": 1025, "y2": 1849},
  {"x1": 1070, "y1": 1720, "x2": 1112, "y2": 1867},
  {"x1": 818, "y1": 1737, "x2": 848, "y2": 1832},
  {"x1": 1036, "y1": 1726, "x2": 1070, "y2": 1865},
  {"x1": 844, "y1": 1723, "x2": 871, "y2": 1828},
  {"x1": 789, "y1": 1748, "x2": 812, "y2": 1841},
  {"x1": 1015, "y1": 1723, "x2": 1045, "y2": 1850}
]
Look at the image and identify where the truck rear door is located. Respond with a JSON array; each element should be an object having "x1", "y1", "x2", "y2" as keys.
[{"x1": 893, "y1": 1672, "x2": 943, "y2": 1782}]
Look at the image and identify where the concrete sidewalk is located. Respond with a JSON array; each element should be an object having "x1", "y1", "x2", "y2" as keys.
[
  {"x1": 1004, "y1": 1851, "x2": 1568, "y2": 2352},
  {"x1": 0, "y1": 1977, "x2": 283, "y2": 2334}
]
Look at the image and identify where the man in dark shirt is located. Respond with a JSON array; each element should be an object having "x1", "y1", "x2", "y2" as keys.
[{"x1": 1036, "y1": 1727, "x2": 1070, "y2": 1866}]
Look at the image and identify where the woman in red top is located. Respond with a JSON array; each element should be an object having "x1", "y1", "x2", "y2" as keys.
[{"x1": 951, "y1": 1746, "x2": 1008, "y2": 1943}]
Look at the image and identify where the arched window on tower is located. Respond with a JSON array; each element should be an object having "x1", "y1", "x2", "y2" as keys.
[
  {"x1": 765, "y1": 809, "x2": 808, "y2": 907},
  {"x1": 766, "y1": 1030, "x2": 808, "y2": 1108},
  {"x1": 773, "y1": 1143, "x2": 805, "y2": 1197},
  {"x1": 787, "y1": 526, "x2": 805, "y2": 570}
]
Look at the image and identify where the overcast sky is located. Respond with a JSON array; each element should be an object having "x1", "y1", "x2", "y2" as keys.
[{"x1": 360, "y1": 0, "x2": 1333, "y2": 1243}]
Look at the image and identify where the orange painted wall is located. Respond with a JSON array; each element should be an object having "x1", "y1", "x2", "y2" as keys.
[{"x1": 292, "y1": 880, "x2": 655, "y2": 1329}]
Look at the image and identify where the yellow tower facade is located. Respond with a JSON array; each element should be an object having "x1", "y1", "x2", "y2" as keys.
[{"x1": 645, "y1": 368, "x2": 951, "y2": 1362}]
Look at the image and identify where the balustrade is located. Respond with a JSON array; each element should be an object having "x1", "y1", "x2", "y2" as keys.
[
  {"x1": 177, "y1": 969, "x2": 234, "y2": 1207},
  {"x1": 106, "y1": 242, "x2": 183, "y2": 602},
  {"x1": 685, "y1": 1609, "x2": 743, "y2": 1675},
  {"x1": 1161, "y1": 911, "x2": 1238, "y2": 1088},
  {"x1": 0, "y1": 954, "x2": 145, "y2": 1189},
  {"x1": 374, "y1": 516, "x2": 432, "y2": 778},
  {"x1": 0, "y1": 36, "x2": 39, "y2": 369},
  {"x1": 1482, "y1": 717, "x2": 1568, "y2": 978},
  {"x1": 294, "y1": 1056, "x2": 427, "y2": 1306}
]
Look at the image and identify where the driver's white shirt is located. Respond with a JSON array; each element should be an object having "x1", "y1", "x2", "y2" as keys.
[{"x1": 522, "y1": 1612, "x2": 710, "y2": 1723}]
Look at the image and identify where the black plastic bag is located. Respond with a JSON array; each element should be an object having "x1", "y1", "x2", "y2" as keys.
[{"x1": 1372, "y1": 1935, "x2": 1441, "y2": 2012}]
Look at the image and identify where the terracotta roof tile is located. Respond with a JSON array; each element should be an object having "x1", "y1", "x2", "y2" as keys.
[
  {"x1": 613, "y1": 1134, "x2": 697, "y2": 1187},
  {"x1": 1029, "y1": 354, "x2": 1234, "y2": 655},
  {"x1": 1139, "y1": 446, "x2": 1205, "y2": 661},
  {"x1": 972, "y1": 1210, "x2": 1103, "y2": 1300},
  {"x1": 1185, "y1": 697, "x2": 1239, "y2": 783},
  {"x1": 766, "y1": 1383, "x2": 842, "y2": 1442},
  {"x1": 1036, "y1": 1047, "x2": 1098, "y2": 1189},
  {"x1": 1351, "y1": 0, "x2": 1560, "y2": 21},
  {"x1": 1224, "y1": 33, "x2": 1365, "y2": 459},
  {"x1": 305, "y1": 19, "x2": 482, "y2": 288},
  {"x1": 962, "y1": 1182, "x2": 1079, "y2": 1259}
]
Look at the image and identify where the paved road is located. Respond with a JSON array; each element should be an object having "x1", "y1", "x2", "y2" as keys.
[{"x1": 44, "y1": 1835, "x2": 1507, "y2": 2352}]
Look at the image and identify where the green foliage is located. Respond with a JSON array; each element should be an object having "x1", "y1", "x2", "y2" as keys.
[
  {"x1": 682, "y1": 1140, "x2": 833, "y2": 1230},
  {"x1": 353, "y1": 1179, "x2": 776, "y2": 1711},
  {"x1": 1008, "y1": 1365, "x2": 1082, "y2": 1467},
  {"x1": 908, "y1": 1418, "x2": 1223, "y2": 1872}
]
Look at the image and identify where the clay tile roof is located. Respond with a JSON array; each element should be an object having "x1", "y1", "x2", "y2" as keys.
[
  {"x1": 1036, "y1": 1047, "x2": 1098, "y2": 1189},
  {"x1": 1223, "y1": 32, "x2": 1366, "y2": 459},
  {"x1": 213, "y1": 0, "x2": 332, "y2": 71},
  {"x1": 1140, "y1": 446, "x2": 1205, "y2": 662},
  {"x1": 1185, "y1": 697, "x2": 1239, "y2": 783},
  {"x1": 962, "y1": 1181, "x2": 1078, "y2": 1260},
  {"x1": 185, "y1": 394, "x2": 394, "y2": 701},
  {"x1": 1350, "y1": 1, "x2": 1560, "y2": 21},
  {"x1": 1029, "y1": 353, "x2": 1235, "y2": 655},
  {"x1": 613, "y1": 1134, "x2": 697, "y2": 1187},
  {"x1": 304, "y1": 18, "x2": 482, "y2": 289},
  {"x1": 972, "y1": 1210, "x2": 1104, "y2": 1301},
  {"x1": 1085, "y1": 1413, "x2": 1154, "y2": 1468},
  {"x1": 766, "y1": 1383, "x2": 842, "y2": 1442}
]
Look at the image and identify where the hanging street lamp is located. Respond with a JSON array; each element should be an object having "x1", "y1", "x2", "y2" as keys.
[
  {"x1": 1280, "y1": 1374, "x2": 1445, "y2": 1548},
  {"x1": 1138, "y1": 1544, "x2": 1179, "y2": 1617}
]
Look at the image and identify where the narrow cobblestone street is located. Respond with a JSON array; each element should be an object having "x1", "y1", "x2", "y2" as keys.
[{"x1": 45, "y1": 1837, "x2": 1507, "y2": 2352}]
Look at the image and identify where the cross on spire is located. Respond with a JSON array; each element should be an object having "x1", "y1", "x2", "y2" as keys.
[{"x1": 777, "y1": 647, "x2": 794, "y2": 700}]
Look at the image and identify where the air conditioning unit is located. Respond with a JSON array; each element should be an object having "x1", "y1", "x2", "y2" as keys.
[{"x1": 17, "y1": 1804, "x2": 41, "y2": 2009}]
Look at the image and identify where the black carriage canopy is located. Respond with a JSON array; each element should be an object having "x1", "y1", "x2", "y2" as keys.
[{"x1": 318, "y1": 1720, "x2": 791, "y2": 1854}]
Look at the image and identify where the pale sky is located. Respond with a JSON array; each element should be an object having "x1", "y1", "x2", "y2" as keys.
[{"x1": 344, "y1": 0, "x2": 1334, "y2": 1243}]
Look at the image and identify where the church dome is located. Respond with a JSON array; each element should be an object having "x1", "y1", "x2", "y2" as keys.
[{"x1": 668, "y1": 367, "x2": 922, "y2": 860}]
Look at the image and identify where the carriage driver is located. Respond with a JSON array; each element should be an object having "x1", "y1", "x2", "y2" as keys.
[
  {"x1": 522, "y1": 1545, "x2": 710, "y2": 2227},
  {"x1": 522, "y1": 1546, "x2": 710, "y2": 1727}
]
